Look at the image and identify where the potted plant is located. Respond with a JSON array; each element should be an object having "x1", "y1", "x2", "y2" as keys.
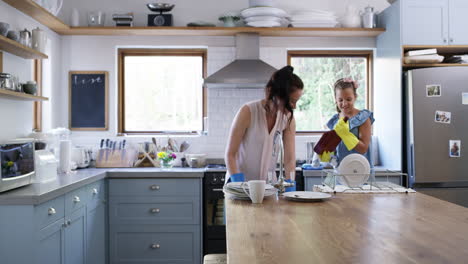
[
  {"x1": 219, "y1": 13, "x2": 240, "y2": 27},
  {"x1": 157, "y1": 151, "x2": 177, "y2": 169}
]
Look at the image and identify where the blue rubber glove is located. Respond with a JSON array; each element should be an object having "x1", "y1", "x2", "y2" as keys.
[
  {"x1": 285, "y1": 179, "x2": 296, "y2": 192},
  {"x1": 230, "y1": 173, "x2": 245, "y2": 182}
]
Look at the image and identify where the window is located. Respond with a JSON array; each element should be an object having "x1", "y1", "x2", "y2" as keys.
[
  {"x1": 288, "y1": 51, "x2": 372, "y2": 133},
  {"x1": 118, "y1": 49, "x2": 206, "y2": 134}
]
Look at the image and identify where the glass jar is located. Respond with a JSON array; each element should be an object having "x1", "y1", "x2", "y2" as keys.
[
  {"x1": 0, "y1": 73, "x2": 12, "y2": 90},
  {"x1": 160, "y1": 160, "x2": 173, "y2": 169}
]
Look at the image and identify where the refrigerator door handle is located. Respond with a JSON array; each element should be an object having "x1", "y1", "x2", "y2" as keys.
[{"x1": 409, "y1": 144, "x2": 415, "y2": 183}]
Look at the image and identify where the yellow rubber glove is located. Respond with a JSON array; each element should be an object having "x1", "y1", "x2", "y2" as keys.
[
  {"x1": 318, "y1": 151, "x2": 334, "y2": 162},
  {"x1": 334, "y1": 118, "x2": 359, "y2": 151}
]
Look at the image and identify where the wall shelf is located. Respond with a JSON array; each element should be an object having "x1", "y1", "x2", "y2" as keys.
[
  {"x1": 3, "y1": 0, "x2": 69, "y2": 32},
  {"x1": 402, "y1": 45, "x2": 468, "y2": 69},
  {"x1": 0, "y1": 89, "x2": 48, "y2": 101},
  {"x1": 0, "y1": 35, "x2": 48, "y2": 59},
  {"x1": 403, "y1": 63, "x2": 468, "y2": 69},
  {"x1": 57, "y1": 26, "x2": 385, "y2": 37}
]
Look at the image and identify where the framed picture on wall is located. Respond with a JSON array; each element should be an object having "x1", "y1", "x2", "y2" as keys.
[{"x1": 69, "y1": 71, "x2": 108, "y2": 130}]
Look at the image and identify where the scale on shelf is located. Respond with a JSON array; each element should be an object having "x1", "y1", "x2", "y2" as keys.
[{"x1": 147, "y1": 3, "x2": 174, "y2": 26}]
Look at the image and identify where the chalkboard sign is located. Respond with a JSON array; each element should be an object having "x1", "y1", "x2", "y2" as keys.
[{"x1": 69, "y1": 71, "x2": 108, "y2": 130}]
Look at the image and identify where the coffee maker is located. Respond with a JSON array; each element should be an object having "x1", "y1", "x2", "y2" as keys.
[{"x1": 147, "y1": 3, "x2": 174, "y2": 26}]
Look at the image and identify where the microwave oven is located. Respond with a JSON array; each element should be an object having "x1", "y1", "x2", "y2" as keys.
[{"x1": 0, "y1": 139, "x2": 35, "y2": 193}]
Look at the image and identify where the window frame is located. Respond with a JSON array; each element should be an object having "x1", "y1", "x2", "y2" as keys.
[
  {"x1": 287, "y1": 50, "x2": 374, "y2": 134},
  {"x1": 117, "y1": 48, "x2": 207, "y2": 135}
]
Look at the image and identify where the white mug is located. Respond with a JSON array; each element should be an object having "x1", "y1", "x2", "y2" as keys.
[{"x1": 242, "y1": 180, "x2": 266, "y2": 204}]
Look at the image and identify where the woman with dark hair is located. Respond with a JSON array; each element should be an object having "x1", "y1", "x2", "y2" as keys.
[{"x1": 225, "y1": 66, "x2": 304, "y2": 183}]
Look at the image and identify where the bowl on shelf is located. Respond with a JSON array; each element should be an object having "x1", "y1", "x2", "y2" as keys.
[
  {"x1": 0, "y1": 22, "x2": 9, "y2": 37},
  {"x1": 6, "y1": 30, "x2": 19, "y2": 41},
  {"x1": 146, "y1": 3, "x2": 175, "y2": 13},
  {"x1": 22, "y1": 81, "x2": 37, "y2": 95}
]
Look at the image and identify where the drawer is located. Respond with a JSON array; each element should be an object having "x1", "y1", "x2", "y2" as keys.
[
  {"x1": 85, "y1": 180, "x2": 106, "y2": 211},
  {"x1": 109, "y1": 196, "x2": 200, "y2": 225},
  {"x1": 34, "y1": 195, "x2": 65, "y2": 229},
  {"x1": 109, "y1": 179, "x2": 200, "y2": 197},
  {"x1": 110, "y1": 225, "x2": 201, "y2": 264},
  {"x1": 65, "y1": 186, "x2": 87, "y2": 214}
]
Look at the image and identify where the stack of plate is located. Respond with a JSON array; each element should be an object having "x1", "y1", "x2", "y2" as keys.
[
  {"x1": 241, "y1": 7, "x2": 289, "y2": 27},
  {"x1": 290, "y1": 10, "x2": 338, "y2": 27},
  {"x1": 223, "y1": 182, "x2": 277, "y2": 200},
  {"x1": 283, "y1": 191, "x2": 332, "y2": 202}
]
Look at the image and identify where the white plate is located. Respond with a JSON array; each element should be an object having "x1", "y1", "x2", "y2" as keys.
[
  {"x1": 244, "y1": 15, "x2": 283, "y2": 23},
  {"x1": 247, "y1": 21, "x2": 281, "y2": 27},
  {"x1": 291, "y1": 22, "x2": 338, "y2": 28},
  {"x1": 337, "y1": 153, "x2": 370, "y2": 187},
  {"x1": 226, "y1": 182, "x2": 275, "y2": 190},
  {"x1": 241, "y1": 7, "x2": 288, "y2": 18},
  {"x1": 291, "y1": 9, "x2": 335, "y2": 16},
  {"x1": 283, "y1": 191, "x2": 331, "y2": 201}
]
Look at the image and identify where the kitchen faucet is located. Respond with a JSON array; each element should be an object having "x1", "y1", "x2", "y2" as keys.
[{"x1": 272, "y1": 131, "x2": 294, "y2": 194}]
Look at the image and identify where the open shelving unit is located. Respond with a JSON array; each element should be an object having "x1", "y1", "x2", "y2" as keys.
[
  {"x1": 0, "y1": 89, "x2": 48, "y2": 101},
  {"x1": 0, "y1": 35, "x2": 48, "y2": 59},
  {"x1": 57, "y1": 26, "x2": 385, "y2": 37},
  {"x1": 3, "y1": 0, "x2": 385, "y2": 38},
  {"x1": 402, "y1": 45, "x2": 468, "y2": 69},
  {"x1": 2, "y1": 0, "x2": 69, "y2": 32}
]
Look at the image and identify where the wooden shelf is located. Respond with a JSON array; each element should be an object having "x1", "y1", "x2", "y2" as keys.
[
  {"x1": 0, "y1": 35, "x2": 48, "y2": 59},
  {"x1": 3, "y1": 0, "x2": 69, "y2": 32},
  {"x1": 403, "y1": 63, "x2": 468, "y2": 68},
  {"x1": 0, "y1": 89, "x2": 48, "y2": 101},
  {"x1": 403, "y1": 45, "x2": 468, "y2": 54},
  {"x1": 57, "y1": 26, "x2": 385, "y2": 37}
]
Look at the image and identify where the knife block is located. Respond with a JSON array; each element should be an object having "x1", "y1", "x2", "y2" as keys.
[{"x1": 95, "y1": 149, "x2": 137, "y2": 168}]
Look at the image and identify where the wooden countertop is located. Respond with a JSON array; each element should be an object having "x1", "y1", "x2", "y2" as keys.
[{"x1": 225, "y1": 193, "x2": 468, "y2": 264}]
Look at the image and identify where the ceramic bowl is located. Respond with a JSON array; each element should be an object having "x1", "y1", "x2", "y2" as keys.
[
  {"x1": 22, "y1": 82, "x2": 37, "y2": 95},
  {"x1": 7, "y1": 31, "x2": 19, "y2": 41},
  {"x1": 0, "y1": 22, "x2": 9, "y2": 37},
  {"x1": 146, "y1": 3, "x2": 174, "y2": 12}
]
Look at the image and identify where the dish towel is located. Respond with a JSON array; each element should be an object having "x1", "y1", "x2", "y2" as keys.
[{"x1": 313, "y1": 183, "x2": 415, "y2": 194}]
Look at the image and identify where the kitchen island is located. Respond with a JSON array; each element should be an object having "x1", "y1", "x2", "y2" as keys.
[{"x1": 225, "y1": 193, "x2": 468, "y2": 264}]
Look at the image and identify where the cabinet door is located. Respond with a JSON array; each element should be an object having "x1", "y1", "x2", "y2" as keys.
[
  {"x1": 37, "y1": 219, "x2": 65, "y2": 264},
  {"x1": 65, "y1": 207, "x2": 86, "y2": 264},
  {"x1": 87, "y1": 203, "x2": 107, "y2": 264},
  {"x1": 449, "y1": 0, "x2": 468, "y2": 44},
  {"x1": 402, "y1": 0, "x2": 449, "y2": 45}
]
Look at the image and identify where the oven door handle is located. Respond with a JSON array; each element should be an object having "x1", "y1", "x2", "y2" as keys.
[{"x1": 212, "y1": 188, "x2": 224, "y2": 192}]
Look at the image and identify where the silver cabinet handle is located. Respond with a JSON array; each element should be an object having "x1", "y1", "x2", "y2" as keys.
[
  {"x1": 150, "y1": 208, "x2": 160, "y2": 213},
  {"x1": 73, "y1": 196, "x2": 81, "y2": 203},
  {"x1": 48, "y1": 207, "x2": 56, "y2": 215},
  {"x1": 150, "y1": 244, "x2": 160, "y2": 249},
  {"x1": 150, "y1": 185, "x2": 160, "y2": 190},
  {"x1": 450, "y1": 38, "x2": 454, "y2": 43},
  {"x1": 66, "y1": 220, "x2": 71, "y2": 226},
  {"x1": 92, "y1": 188, "x2": 98, "y2": 195},
  {"x1": 443, "y1": 38, "x2": 447, "y2": 43}
]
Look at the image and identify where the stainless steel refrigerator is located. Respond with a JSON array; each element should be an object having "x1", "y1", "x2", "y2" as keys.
[{"x1": 405, "y1": 67, "x2": 468, "y2": 207}]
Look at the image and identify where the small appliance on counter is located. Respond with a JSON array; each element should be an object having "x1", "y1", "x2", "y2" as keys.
[
  {"x1": 147, "y1": 3, "x2": 174, "y2": 26},
  {"x1": 34, "y1": 150, "x2": 57, "y2": 183},
  {"x1": 71, "y1": 146, "x2": 91, "y2": 169},
  {"x1": 0, "y1": 139, "x2": 35, "y2": 193}
]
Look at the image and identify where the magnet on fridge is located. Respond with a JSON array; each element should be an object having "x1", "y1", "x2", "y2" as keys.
[
  {"x1": 426, "y1": 84, "x2": 441, "y2": 97},
  {"x1": 462, "y1": 93, "x2": 468, "y2": 105},
  {"x1": 449, "y1": 140, "x2": 461, "y2": 158},
  {"x1": 434, "y1": 110, "x2": 451, "y2": 124}
]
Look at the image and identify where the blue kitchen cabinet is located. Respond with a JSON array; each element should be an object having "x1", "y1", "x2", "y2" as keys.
[
  {"x1": 65, "y1": 207, "x2": 86, "y2": 264},
  {"x1": 0, "y1": 179, "x2": 108, "y2": 264},
  {"x1": 401, "y1": 0, "x2": 468, "y2": 45},
  {"x1": 402, "y1": 0, "x2": 449, "y2": 45},
  {"x1": 37, "y1": 219, "x2": 65, "y2": 264},
  {"x1": 109, "y1": 178, "x2": 202, "y2": 264}
]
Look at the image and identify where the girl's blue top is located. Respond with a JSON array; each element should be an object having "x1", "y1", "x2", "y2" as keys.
[{"x1": 326, "y1": 110, "x2": 375, "y2": 166}]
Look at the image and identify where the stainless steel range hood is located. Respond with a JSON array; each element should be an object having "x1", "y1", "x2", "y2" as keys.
[{"x1": 204, "y1": 33, "x2": 277, "y2": 88}]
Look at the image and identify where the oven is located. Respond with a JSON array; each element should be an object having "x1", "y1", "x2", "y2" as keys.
[{"x1": 203, "y1": 169, "x2": 227, "y2": 255}]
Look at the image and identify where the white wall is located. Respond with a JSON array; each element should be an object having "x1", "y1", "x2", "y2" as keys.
[
  {"x1": 59, "y1": 0, "x2": 389, "y2": 27},
  {"x1": 0, "y1": 1, "x2": 62, "y2": 141},
  {"x1": 61, "y1": 35, "x2": 377, "y2": 161}
]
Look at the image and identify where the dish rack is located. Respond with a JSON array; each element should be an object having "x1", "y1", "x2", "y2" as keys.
[{"x1": 320, "y1": 169, "x2": 409, "y2": 193}]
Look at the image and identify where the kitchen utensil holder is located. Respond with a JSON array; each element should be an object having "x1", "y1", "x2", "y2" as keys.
[
  {"x1": 95, "y1": 148, "x2": 137, "y2": 168},
  {"x1": 320, "y1": 169, "x2": 408, "y2": 192},
  {"x1": 134, "y1": 144, "x2": 159, "y2": 167}
]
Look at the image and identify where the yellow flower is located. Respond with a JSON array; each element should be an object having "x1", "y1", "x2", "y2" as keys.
[
  {"x1": 157, "y1": 152, "x2": 167, "y2": 159},
  {"x1": 6, "y1": 161, "x2": 14, "y2": 167}
]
